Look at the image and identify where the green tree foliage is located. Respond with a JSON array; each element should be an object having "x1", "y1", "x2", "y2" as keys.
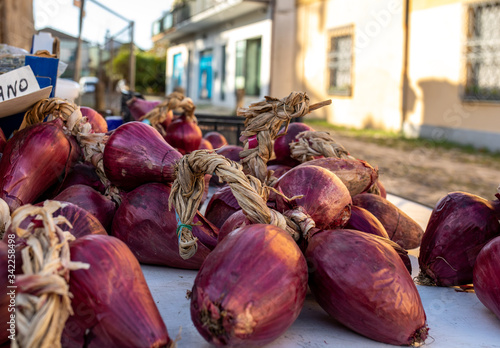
[{"x1": 112, "y1": 46, "x2": 166, "y2": 95}]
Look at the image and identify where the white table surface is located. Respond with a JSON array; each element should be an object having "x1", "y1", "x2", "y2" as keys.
[{"x1": 142, "y1": 193, "x2": 500, "y2": 347}]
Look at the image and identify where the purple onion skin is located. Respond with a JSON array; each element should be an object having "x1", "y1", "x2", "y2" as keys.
[
  {"x1": 61, "y1": 235, "x2": 172, "y2": 348},
  {"x1": 112, "y1": 183, "x2": 217, "y2": 269},
  {"x1": 204, "y1": 185, "x2": 241, "y2": 229},
  {"x1": 0, "y1": 242, "x2": 8, "y2": 344},
  {"x1": 0, "y1": 119, "x2": 81, "y2": 213},
  {"x1": 53, "y1": 184, "x2": 116, "y2": 232},
  {"x1": 191, "y1": 224, "x2": 308, "y2": 347},
  {"x1": 306, "y1": 229, "x2": 428, "y2": 345},
  {"x1": 217, "y1": 210, "x2": 247, "y2": 243},
  {"x1": 0, "y1": 128, "x2": 6, "y2": 153},
  {"x1": 126, "y1": 98, "x2": 161, "y2": 121},
  {"x1": 165, "y1": 114, "x2": 202, "y2": 154},
  {"x1": 103, "y1": 121, "x2": 183, "y2": 191},
  {"x1": 204, "y1": 131, "x2": 228, "y2": 149},
  {"x1": 57, "y1": 162, "x2": 106, "y2": 194},
  {"x1": 419, "y1": 192, "x2": 500, "y2": 286},
  {"x1": 274, "y1": 122, "x2": 314, "y2": 166},
  {"x1": 80, "y1": 106, "x2": 108, "y2": 133},
  {"x1": 473, "y1": 236, "x2": 500, "y2": 320},
  {"x1": 215, "y1": 145, "x2": 243, "y2": 162},
  {"x1": 346, "y1": 205, "x2": 389, "y2": 239},
  {"x1": 199, "y1": 138, "x2": 214, "y2": 150},
  {"x1": 298, "y1": 157, "x2": 378, "y2": 197},
  {"x1": 353, "y1": 193, "x2": 423, "y2": 250},
  {"x1": 273, "y1": 165, "x2": 352, "y2": 230}
]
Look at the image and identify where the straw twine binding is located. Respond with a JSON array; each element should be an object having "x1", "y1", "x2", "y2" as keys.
[
  {"x1": 237, "y1": 91, "x2": 332, "y2": 184},
  {"x1": 168, "y1": 150, "x2": 320, "y2": 259},
  {"x1": 11, "y1": 201, "x2": 89, "y2": 348},
  {"x1": 289, "y1": 130, "x2": 353, "y2": 163},
  {"x1": 140, "y1": 91, "x2": 197, "y2": 136}
]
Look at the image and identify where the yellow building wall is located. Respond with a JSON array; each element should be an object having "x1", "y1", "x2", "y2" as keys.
[
  {"x1": 407, "y1": 0, "x2": 500, "y2": 135},
  {"x1": 295, "y1": 0, "x2": 405, "y2": 131}
]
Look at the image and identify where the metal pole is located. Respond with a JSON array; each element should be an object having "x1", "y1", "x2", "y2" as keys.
[
  {"x1": 128, "y1": 21, "x2": 136, "y2": 92},
  {"x1": 73, "y1": 0, "x2": 85, "y2": 82}
]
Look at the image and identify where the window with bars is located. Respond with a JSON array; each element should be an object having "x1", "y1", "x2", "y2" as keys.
[
  {"x1": 327, "y1": 26, "x2": 354, "y2": 96},
  {"x1": 464, "y1": 1, "x2": 500, "y2": 100}
]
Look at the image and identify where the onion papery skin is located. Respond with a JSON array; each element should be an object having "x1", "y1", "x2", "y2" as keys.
[
  {"x1": 273, "y1": 165, "x2": 352, "y2": 230},
  {"x1": 112, "y1": 183, "x2": 217, "y2": 269},
  {"x1": 0, "y1": 128, "x2": 6, "y2": 153},
  {"x1": 473, "y1": 236, "x2": 500, "y2": 320},
  {"x1": 0, "y1": 119, "x2": 81, "y2": 212},
  {"x1": 375, "y1": 179, "x2": 387, "y2": 198},
  {"x1": 80, "y1": 106, "x2": 108, "y2": 133},
  {"x1": 57, "y1": 162, "x2": 106, "y2": 194},
  {"x1": 267, "y1": 164, "x2": 291, "y2": 180},
  {"x1": 191, "y1": 224, "x2": 308, "y2": 347},
  {"x1": 346, "y1": 205, "x2": 389, "y2": 239},
  {"x1": 298, "y1": 157, "x2": 378, "y2": 197},
  {"x1": 103, "y1": 121, "x2": 183, "y2": 191},
  {"x1": 126, "y1": 98, "x2": 161, "y2": 121},
  {"x1": 306, "y1": 229, "x2": 428, "y2": 346},
  {"x1": 53, "y1": 184, "x2": 116, "y2": 232},
  {"x1": 352, "y1": 193, "x2": 423, "y2": 250},
  {"x1": 0, "y1": 242, "x2": 8, "y2": 344},
  {"x1": 204, "y1": 131, "x2": 228, "y2": 149},
  {"x1": 204, "y1": 185, "x2": 241, "y2": 229},
  {"x1": 164, "y1": 114, "x2": 202, "y2": 154},
  {"x1": 274, "y1": 122, "x2": 314, "y2": 166},
  {"x1": 418, "y1": 192, "x2": 500, "y2": 286},
  {"x1": 61, "y1": 235, "x2": 173, "y2": 348}
]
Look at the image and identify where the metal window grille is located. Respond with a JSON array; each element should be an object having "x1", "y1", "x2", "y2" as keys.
[
  {"x1": 327, "y1": 26, "x2": 354, "y2": 96},
  {"x1": 464, "y1": 1, "x2": 500, "y2": 100}
]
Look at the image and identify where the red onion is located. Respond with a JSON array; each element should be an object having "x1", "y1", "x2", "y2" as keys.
[
  {"x1": 199, "y1": 138, "x2": 214, "y2": 150},
  {"x1": 298, "y1": 157, "x2": 378, "y2": 197},
  {"x1": 0, "y1": 241, "x2": 9, "y2": 344},
  {"x1": 0, "y1": 119, "x2": 81, "y2": 212},
  {"x1": 346, "y1": 205, "x2": 389, "y2": 239},
  {"x1": 273, "y1": 165, "x2": 352, "y2": 231},
  {"x1": 61, "y1": 234, "x2": 174, "y2": 347},
  {"x1": 79, "y1": 106, "x2": 108, "y2": 133},
  {"x1": 374, "y1": 179, "x2": 387, "y2": 198},
  {"x1": 0, "y1": 128, "x2": 6, "y2": 153},
  {"x1": 53, "y1": 184, "x2": 117, "y2": 232},
  {"x1": 57, "y1": 162, "x2": 106, "y2": 194},
  {"x1": 306, "y1": 229, "x2": 428, "y2": 345},
  {"x1": 217, "y1": 210, "x2": 247, "y2": 243},
  {"x1": 473, "y1": 236, "x2": 500, "y2": 320},
  {"x1": 204, "y1": 185, "x2": 241, "y2": 228},
  {"x1": 112, "y1": 183, "x2": 217, "y2": 269},
  {"x1": 215, "y1": 145, "x2": 243, "y2": 162},
  {"x1": 274, "y1": 122, "x2": 314, "y2": 166},
  {"x1": 103, "y1": 121, "x2": 183, "y2": 191},
  {"x1": 165, "y1": 113, "x2": 202, "y2": 154},
  {"x1": 126, "y1": 97, "x2": 161, "y2": 121},
  {"x1": 191, "y1": 224, "x2": 308, "y2": 346},
  {"x1": 418, "y1": 191, "x2": 500, "y2": 286},
  {"x1": 203, "y1": 131, "x2": 228, "y2": 149},
  {"x1": 352, "y1": 193, "x2": 424, "y2": 249}
]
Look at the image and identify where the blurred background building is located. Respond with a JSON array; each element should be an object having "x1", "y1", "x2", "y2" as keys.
[{"x1": 153, "y1": 0, "x2": 500, "y2": 151}]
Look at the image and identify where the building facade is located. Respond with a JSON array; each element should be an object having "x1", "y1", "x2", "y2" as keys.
[{"x1": 154, "y1": 0, "x2": 500, "y2": 151}]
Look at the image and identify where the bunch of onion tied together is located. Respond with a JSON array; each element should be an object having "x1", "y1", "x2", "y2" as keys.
[{"x1": 0, "y1": 91, "x2": 499, "y2": 347}]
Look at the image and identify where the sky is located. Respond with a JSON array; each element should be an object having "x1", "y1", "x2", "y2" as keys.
[{"x1": 33, "y1": 0, "x2": 173, "y2": 50}]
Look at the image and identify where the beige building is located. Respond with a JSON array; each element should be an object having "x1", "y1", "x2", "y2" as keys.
[{"x1": 155, "y1": 0, "x2": 500, "y2": 150}]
